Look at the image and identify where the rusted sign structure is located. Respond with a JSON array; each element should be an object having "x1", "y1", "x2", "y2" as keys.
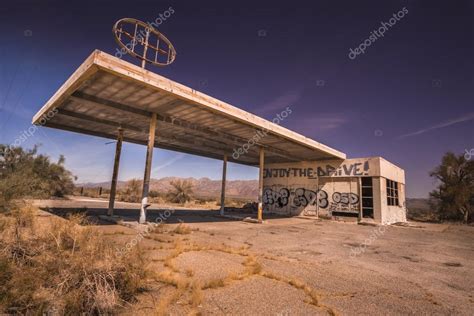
[{"x1": 32, "y1": 20, "x2": 406, "y2": 224}]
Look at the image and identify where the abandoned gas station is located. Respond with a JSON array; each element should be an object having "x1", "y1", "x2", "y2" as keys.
[{"x1": 32, "y1": 49, "x2": 406, "y2": 225}]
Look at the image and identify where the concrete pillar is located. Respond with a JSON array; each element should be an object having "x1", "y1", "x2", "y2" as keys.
[
  {"x1": 358, "y1": 177, "x2": 363, "y2": 222},
  {"x1": 316, "y1": 176, "x2": 320, "y2": 218},
  {"x1": 258, "y1": 147, "x2": 265, "y2": 222},
  {"x1": 220, "y1": 154, "x2": 227, "y2": 215},
  {"x1": 140, "y1": 113, "x2": 157, "y2": 224},
  {"x1": 108, "y1": 128, "x2": 123, "y2": 216}
]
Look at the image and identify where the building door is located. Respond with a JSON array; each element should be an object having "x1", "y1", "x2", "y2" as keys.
[{"x1": 317, "y1": 177, "x2": 360, "y2": 218}]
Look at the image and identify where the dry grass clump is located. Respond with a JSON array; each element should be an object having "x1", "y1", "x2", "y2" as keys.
[
  {"x1": 189, "y1": 280, "x2": 203, "y2": 308},
  {"x1": 0, "y1": 204, "x2": 150, "y2": 315},
  {"x1": 173, "y1": 223, "x2": 192, "y2": 235},
  {"x1": 243, "y1": 255, "x2": 262, "y2": 275},
  {"x1": 202, "y1": 278, "x2": 226, "y2": 290},
  {"x1": 119, "y1": 178, "x2": 142, "y2": 203}
]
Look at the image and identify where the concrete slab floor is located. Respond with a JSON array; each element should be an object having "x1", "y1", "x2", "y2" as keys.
[{"x1": 37, "y1": 198, "x2": 474, "y2": 315}]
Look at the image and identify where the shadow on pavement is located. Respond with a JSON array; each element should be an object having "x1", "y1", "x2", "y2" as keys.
[{"x1": 41, "y1": 207, "x2": 291, "y2": 225}]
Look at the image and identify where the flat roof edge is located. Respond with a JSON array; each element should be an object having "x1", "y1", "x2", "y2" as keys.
[
  {"x1": 93, "y1": 51, "x2": 346, "y2": 159},
  {"x1": 32, "y1": 50, "x2": 101, "y2": 125},
  {"x1": 33, "y1": 50, "x2": 346, "y2": 160}
]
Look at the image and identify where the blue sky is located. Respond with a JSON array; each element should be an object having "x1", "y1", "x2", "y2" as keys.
[{"x1": 0, "y1": 0, "x2": 473, "y2": 197}]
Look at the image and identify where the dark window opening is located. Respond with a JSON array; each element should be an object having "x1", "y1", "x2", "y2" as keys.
[
  {"x1": 361, "y1": 177, "x2": 374, "y2": 218},
  {"x1": 386, "y1": 179, "x2": 400, "y2": 206},
  {"x1": 333, "y1": 211, "x2": 359, "y2": 218}
]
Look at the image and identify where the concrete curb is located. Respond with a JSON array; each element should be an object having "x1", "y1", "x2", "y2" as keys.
[
  {"x1": 214, "y1": 214, "x2": 264, "y2": 224},
  {"x1": 98, "y1": 215, "x2": 157, "y2": 231}
]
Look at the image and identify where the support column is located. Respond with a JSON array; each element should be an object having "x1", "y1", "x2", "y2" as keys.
[
  {"x1": 316, "y1": 176, "x2": 320, "y2": 219},
  {"x1": 358, "y1": 177, "x2": 363, "y2": 222},
  {"x1": 258, "y1": 147, "x2": 265, "y2": 222},
  {"x1": 108, "y1": 128, "x2": 123, "y2": 216},
  {"x1": 220, "y1": 154, "x2": 227, "y2": 215},
  {"x1": 139, "y1": 113, "x2": 157, "y2": 224}
]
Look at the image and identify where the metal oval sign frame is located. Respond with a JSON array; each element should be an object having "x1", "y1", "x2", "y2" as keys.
[{"x1": 113, "y1": 17, "x2": 176, "y2": 67}]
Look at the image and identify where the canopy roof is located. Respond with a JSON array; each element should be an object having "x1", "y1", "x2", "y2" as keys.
[{"x1": 33, "y1": 50, "x2": 346, "y2": 166}]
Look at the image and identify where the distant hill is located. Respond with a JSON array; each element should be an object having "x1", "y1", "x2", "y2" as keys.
[
  {"x1": 77, "y1": 177, "x2": 258, "y2": 199},
  {"x1": 406, "y1": 198, "x2": 431, "y2": 212},
  {"x1": 406, "y1": 198, "x2": 438, "y2": 222}
]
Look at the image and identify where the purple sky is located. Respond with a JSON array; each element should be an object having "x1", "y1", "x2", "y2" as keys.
[{"x1": 0, "y1": 0, "x2": 472, "y2": 198}]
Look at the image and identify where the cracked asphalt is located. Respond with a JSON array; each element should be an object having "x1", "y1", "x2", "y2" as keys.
[{"x1": 37, "y1": 198, "x2": 474, "y2": 315}]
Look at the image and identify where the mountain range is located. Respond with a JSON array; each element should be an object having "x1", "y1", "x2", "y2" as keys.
[{"x1": 78, "y1": 177, "x2": 258, "y2": 199}]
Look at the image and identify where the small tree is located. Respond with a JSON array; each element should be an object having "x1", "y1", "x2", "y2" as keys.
[
  {"x1": 0, "y1": 145, "x2": 75, "y2": 211},
  {"x1": 429, "y1": 152, "x2": 474, "y2": 223},
  {"x1": 167, "y1": 180, "x2": 193, "y2": 204}
]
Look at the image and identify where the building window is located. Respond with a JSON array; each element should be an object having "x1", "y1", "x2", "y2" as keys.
[
  {"x1": 361, "y1": 177, "x2": 374, "y2": 218},
  {"x1": 386, "y1": 179, "x2": 399, "y2": 206}
]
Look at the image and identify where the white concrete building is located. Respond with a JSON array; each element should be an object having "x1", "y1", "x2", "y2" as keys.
[{"x1": 263, "y1": 157, "x2": 406, "y2": 224}]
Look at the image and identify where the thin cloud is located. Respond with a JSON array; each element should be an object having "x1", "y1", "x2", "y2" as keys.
[
  {"x1": 257, "y1": 90, "x2": 302, "y2": 114},
  {"x1": 305, "y1": 114, "x2": 348, "y2": 130},
  {"x1": 397, "y1": 112, "x2": 474, "y2": 139},
  {"x1": 292, "y1": 113, "x2": 348, "y2": 132},
  {"x1": 151, "y1": 153, "x2": 185, "y2": 174}
]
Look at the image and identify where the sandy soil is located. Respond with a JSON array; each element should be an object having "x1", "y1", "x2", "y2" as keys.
[{"x1": 36, "y1": 197, "x2": 474, "y2": 315}]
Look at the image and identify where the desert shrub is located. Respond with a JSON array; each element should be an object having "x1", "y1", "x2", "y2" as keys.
[
  {"x1": 194, "y1": 196, "x2": 215, "y2": 205},
  {"x1": 148, "y1": 190, "x2": 167, "y2": 204},
  {"x1": 430, "y1": 152, "x2": 474, "y2": 223},
  {"x1": 0, "y1": 145, "x2": 75, "y2": 211},
  {"x1": 0, "y1": 205, "x2": 149, "y2": 314},
  {"x1": 148, "y1": 190, "x2": 160, "y2": 198},
  {"x1": 167, "y1": 180, "x2": 193, "y2": 204},
  {"x1": 120, "y1": 178, "x2": 142, "y2": 203}
]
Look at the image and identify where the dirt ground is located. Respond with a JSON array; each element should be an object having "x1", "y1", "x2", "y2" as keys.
[{"x1": 35, "y1": 197, "x2": 474, "y2": 315}]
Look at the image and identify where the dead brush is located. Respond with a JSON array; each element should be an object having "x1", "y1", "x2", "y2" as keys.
[
  {"x1": 243, "y1": 255, "x2": 262, "y2": 275},
  {"x1": 155, "y1": 269, "x2": 189, "y2": 289},
  {"x1": 202, "y1": 278, "x2": 226, "y2": 289},
  {"x1": 190, "y1": 280, "x2": 203, "y2": 307},
  {"x1": 0, "y1": 205, "x2": 150, "y2": 315},
  {"x1": 173, "y1": 223, "x2": 192, "y2": 235}
]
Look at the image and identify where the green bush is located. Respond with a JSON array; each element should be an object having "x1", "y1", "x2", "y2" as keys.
[
  {"x1": 430, "y1": 152, "x2": 474, "y2": 223},
  {"x1": 0, "y1": 145, "x2": 75, "y2": 211}
]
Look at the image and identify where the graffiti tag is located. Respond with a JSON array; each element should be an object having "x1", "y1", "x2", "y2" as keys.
[
  {"x1": 264, "y1": 161, "x2": 370, "y2": 179},
  {"x1": 263, "y1": 188, "x2": 290, "y2": 207}
]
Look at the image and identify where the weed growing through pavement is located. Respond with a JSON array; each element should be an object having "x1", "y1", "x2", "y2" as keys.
[{"x1": 115, "y1": 208, "x2": 176, "y2": 257}]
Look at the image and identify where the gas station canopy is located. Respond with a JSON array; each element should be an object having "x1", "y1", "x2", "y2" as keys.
[{"x1": 33, "y1": 50, "x2": 346, "y2": 166}]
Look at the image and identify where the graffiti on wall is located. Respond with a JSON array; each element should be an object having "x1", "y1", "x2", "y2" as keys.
[
  {"x1": 264, "y1": 161, "x2": 370, "y2": 179},
  {"x1": 263, "y1": 188, "x2": 290, "y2": 208},
  {"x1": 332, "y1": 192, "x2": 359, "y2": 205},
  {"x1": 293, "y1": 188, "x2": 328, "y2": 208},
  {"x1": 263, "y1": 187, "x2": 360, "y2": 216},
  {"x1": 329, "y1": 192, "x2": 359, "y2": 214}
]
